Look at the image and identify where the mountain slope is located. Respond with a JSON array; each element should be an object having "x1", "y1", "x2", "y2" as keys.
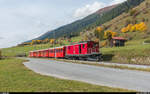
[
  {"x1": 27, "y1": 5, "x2": 117, "y2": 42},
  {"x1": 99, "y1": 0, "x2": 150, "y2": 40},
  {"x1": 26, "y1": 0, "x2": 144, "y2": 42}
]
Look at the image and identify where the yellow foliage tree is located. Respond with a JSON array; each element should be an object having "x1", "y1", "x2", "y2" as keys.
[
  {"x1": 111, "y1": 32, "x2": 117, "y2": 37},
  {"x1": 121, "y1": 22, "x2": 147, "y2": 33},
  {"x1": 104, "y1": 30, "x2": 117, "y2": 38},
  {"x1": 96, "y1": 26, "x2": 103, "y2": 33},
  {"x1": 121, "y1": 27, "x2": 128, "y2": 33},
  {"x1": 30, "y1": 40, "x2": 36, "y2": 45},
  {"x1": 43, "y1": 38, "x2": 49, "y2": 43},
  {"x1": 50, "y1": 39, "x2": 55, "y2": 44},
  {"x1": 100, "y1": 41, "x2": 107, "y2": 47},
  {"x1": 127, "y1": 24, "x2": 133, "y2": 32},
  {"x1": 104, "y1": 30, "x2": 117, "y2": 47},
  {"x1": 95, "y1": 26, "x2": 104, "y2": 41},
  {"x1": 137, "y1": 22, "x2": 147, "y2": 32},
  {"x1": 130, "y1": 25, "x2": 136, "y2": 32}
]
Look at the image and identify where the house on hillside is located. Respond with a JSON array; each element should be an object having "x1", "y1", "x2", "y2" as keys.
[{"x1": 112, "y1": 37, "x2": 127, "y2": 47}]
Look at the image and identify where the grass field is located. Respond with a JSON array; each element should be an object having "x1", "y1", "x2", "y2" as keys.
[
  {"x1": 101, "y1": 39, "x2": 150, "y2": 65},
  {"x1": 0, "y1": 58, "x2": 133, "y2": 92}
]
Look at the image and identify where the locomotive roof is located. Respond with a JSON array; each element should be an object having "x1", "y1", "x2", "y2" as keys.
[
  {"x1": 65, "y1": 41, "x2": 97, "y2": 46},
  {"x1": 31, "y1": 46, "x2": 65, "y2": 52},
  {"x1": 31, "y1": 48, "x2": 49, "y2": 52}
]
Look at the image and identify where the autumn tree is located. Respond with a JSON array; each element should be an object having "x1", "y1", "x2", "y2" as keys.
[
  {"x1": 94, "y1": 26, "x2": 104, "y2": 41},
  {"x1": 104, "y1": 30, "x2": 117, "y2": 47},
  {"x1": 50, "y1": 39, "x2": 55, "y2": 44},
  {"x1": 100, "y1": 41, "x2": 107, "y2": 48},
  {"x1": 121, "y1": 22, "x2": 147, "y2": 33},
  {"x1": 36, "y1": 40, "x2": 42, "y2": 44},
  {"x1": 30, "y1": 40, "x2": 36, "y2": 45},
  {"x1": 43, "y1": 38, "x2": 49, "y2": 44},
  {"x1": 136, "y1": 22, "x2": 147, "y2": 32}
]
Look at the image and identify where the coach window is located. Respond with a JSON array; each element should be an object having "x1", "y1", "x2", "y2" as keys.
[
  {"x1": 68, "y1": 46, "x2": 71, "y2": 50},
  {"x1": 83, "y1": 44, "x2": 85, "y2": 48}
]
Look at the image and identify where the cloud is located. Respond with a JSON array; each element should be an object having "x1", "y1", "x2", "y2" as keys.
[
  {"x1": 110, "y1": 0, "x2": 127, "y2": 5},
  {"x1": 0, "y1": 0, "x2": 128, "y2": 48},
  {"x1": 73, "y1": 1, "x2": 106, "y2": 19},
  {"x1": 73, "y1": 0, "x2": 127, "y2": 19},
  {"x1": 0, "y1": 0, "x2": 67, "y2": 48}
]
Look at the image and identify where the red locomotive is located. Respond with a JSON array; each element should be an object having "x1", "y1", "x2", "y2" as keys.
[{"x1": 29, "y1": 41, "x2": 102, "y2": 61}]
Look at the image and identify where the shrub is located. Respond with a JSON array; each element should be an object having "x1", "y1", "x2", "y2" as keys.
[
  {"x1": 145, "y1": 2, "x2": 150, "y2": 8},
  {"x1": 144, "y1": 40, "x2": 150, "y2": 43},
  {"x1": 129, "y1": 9, "x2": 137, "y2": 16},
  {"x1": 100, "y1": 41, "x2": 107, "y2": 48},
  {"x1": 125, "y1": 19, "x2": 131, "y2": 27},
  {"x1": 143, "y1": 10, "x2": 149, "y2": 14},
  {"x1": 132, "y1": 19, "x2": 138, "y2": 24},
  {"x1": 16, "y1": 53, "x2": 27, "y2": 57}
]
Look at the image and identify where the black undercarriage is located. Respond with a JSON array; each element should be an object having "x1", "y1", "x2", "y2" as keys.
[{"x1": 65, "y1": 53, "x2": 102, "y2": 62}]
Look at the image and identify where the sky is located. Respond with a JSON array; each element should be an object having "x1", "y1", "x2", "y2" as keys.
[{"x1": 0, "y1": 0, "x2": 126, "y2": 48}]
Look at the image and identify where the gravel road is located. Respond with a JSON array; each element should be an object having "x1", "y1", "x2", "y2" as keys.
[{"x1": 23, "y1": 58, "x2": 150, "y2": 92}]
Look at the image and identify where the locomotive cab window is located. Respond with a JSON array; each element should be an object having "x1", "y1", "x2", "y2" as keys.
[{"x1": 93, "y1": 42, "x2": 98, "y2": 47}]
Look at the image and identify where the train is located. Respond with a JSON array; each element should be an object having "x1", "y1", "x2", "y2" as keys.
[{"x1": 29, "y1": 41, "x2": 102, "y2": 61}]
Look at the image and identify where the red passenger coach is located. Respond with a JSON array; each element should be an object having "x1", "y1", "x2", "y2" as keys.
[
  {"x1": 37, "y1": 50, "x2": 42, "y2": 58},
  {"x1": 40, "y1": 50, "x2": 44, "y2": 57},
  {"x1": 29, "y1": 51, "x2": 34, "y2": 57},
  {"x1": 33, "y1": 51, "x2": 38, "y2": 57},
  {"x1": 48, "y1": 48, "x2": 55, "y2": 58},
  {"x1": 55, "y1": 46, "x2": 66, "y2": 58},
  {"x1": 43, "y1": 49, "x2": 49, "y2": 58}
]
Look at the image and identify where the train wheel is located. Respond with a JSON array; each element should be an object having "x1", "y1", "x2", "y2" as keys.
[{"x1": 96, "y1": 56, "x2": 101, "y2": 62}]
